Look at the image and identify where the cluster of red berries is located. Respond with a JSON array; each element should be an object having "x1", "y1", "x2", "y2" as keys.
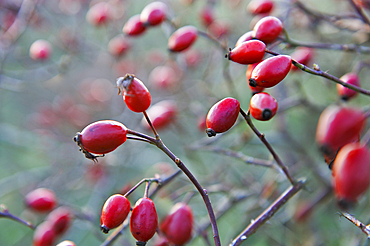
[
  {"x1": 316, "y1": 105, "x2": 370, "y2": 208},
  {"x1": 25, "y1": 188, "x2": 73, "y2": 246},
  {"x1": 101, "y1": 192, "x2": 193, "y2": 245}
]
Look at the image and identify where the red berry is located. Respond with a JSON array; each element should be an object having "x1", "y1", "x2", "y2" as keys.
[
  {"x1": 108, "y1": 35, "x2": 130, "y2": 57},
  {"x1": 206, "y1": 97, "x2": 240, "y2": 137},
  {"x1": 140, "y1": 1, "x2": 167, "y2": 26},
  {"x1": 249, "y1": 55, "x2": 292, "y2": 88},
  {"x1": 249, "y1": 92, "x2": 278, "y2": 121},
  {"x1": 46, "y1": 206, "x2": 72, "y2": 235},
  {"x1": 227, "y1": 40, "x2": 266, "y2": 65},
  {"x1": 33, "y1": 221, "x2": 56, "y2": 246},
  {"x1": 253, "y1": 16, "x2": 283, "y2": 44},
  {"x1": 316, "y1": 106, "x2": 366, "y2": 160},
  {"x1": 29, "y1": 39, "x2": 52, "y2": 61},
  {"x1": 148, "y1": 65, "x2": 179, "y2": 90},
  {"x1": 247, "y1": 0, "x2": 274, "y2": 15},
  {"x1": 332, "y1": 143, "x2": 370, "y2": 207},
  {"x1": 160, "y1": 203, "x2": 193, "y2": 245},
  {"x1": 130, "y1": 197, "x2": 158, "y2": 243},
  {"x1": 100, "y1": 194, "x2": 131, "y2": 233},
  {"x1": 246, "y1": 63, "x2": 264, "y2": 94},
  {"x1": 56, "y1": 241, "x2": 76, "y2": 246},
  {"x1": 207, "y1": 20, "x2": 230, "y2": 39},
  {"x1": 290, "y1": 47, "x2": 314, "y2": 71},
  {"x1": 117, "y1": 74, "x2": 152, "y2": 113},
  {"x1": 337, "y1": 73, "x2": 360, "y2": 101},
  {"x1": 235, "y1": 31, "x2": 254, "y2": 47},
  {"x1": 141, "y1": 100, "x2": 177, "y2": 130},
  {"x1": 200, "y1": 5, "x2": 215, "y2": 27},
  {"x1": 168, "y1": 25, "x2": 198, "y2": 52},
  {"x1": 153, "y1": 236, "x2": 170, "y2": 246},
  {"x1": 86, "y1": 2, "x2": 112, "y2": 26},
  {"x1": 25, "y1": 188, "x2": 57, "y2": 213},
  {"x1": 123, "y1": 15, "x2": 147, "y2": 36},
  {"x1": 77, "y1": 120, "x2": 128, "y2": 155}
]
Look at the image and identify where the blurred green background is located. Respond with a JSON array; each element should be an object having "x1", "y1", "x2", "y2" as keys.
[{"x1": 1, "y1": 0, "x2": 370, "y2": 245}]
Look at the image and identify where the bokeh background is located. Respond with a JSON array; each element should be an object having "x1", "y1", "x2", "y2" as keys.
[{"x1": 1, "y1": 0, "x2": 370, "y2": 245}]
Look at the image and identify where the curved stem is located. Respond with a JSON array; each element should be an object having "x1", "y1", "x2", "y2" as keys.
[
  {"x1": 239, "y1": 108, "x2": 296, "y2": 185},
  {"x1": 154, "y1": 138, "x2": 221, "y2": 246},
  {"x1": 143, "y1": 111, "x2": 159, "y2": 139},
  {"x1": 265, "y1": 49, "x2": 370, "y2": 96},
  {"x1": 0, "y1": 205, "x2": 35, "y2": 230}
]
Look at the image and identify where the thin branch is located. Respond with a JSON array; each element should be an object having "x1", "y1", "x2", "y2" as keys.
[
  {"x1": 239, "y1": 108, "x2": 296, "y2": 185},
  {"x1": 348, "y1": 0, "x2": 370, "y2": 26},
  {"x1": 340, "y1": 212, "x2": 370, "y2": 238},
  {"x1": 229, "y1": 179, "x2": 306, "y2": 246},
  {"x1": 0, "y1": 205, "x2": 35, "y2": 230}
]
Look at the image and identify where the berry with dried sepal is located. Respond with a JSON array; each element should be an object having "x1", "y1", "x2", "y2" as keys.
[
  {"x1": 249, "y1": 92, "x2": 278, "y2": 121},
  {"x1": 101, "y1": 194, "x2": 131, "y2": 233}
]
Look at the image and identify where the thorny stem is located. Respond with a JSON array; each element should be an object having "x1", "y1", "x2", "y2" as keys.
[
  {"x1": 126, "y1": 128, "x2": 221, "y2": 246},
  {"x1": 339, "y1": 212, "x2": 370, "y2": 238},
  {"x1": 229, "y1": 179, "x2": 305, "y2": 246},
  {"x1": 239, "y1": 108, "x2": 296, "y2": 185},
  {"x1": 265, "y1": 49, "x2": 370, "y2": 96},
  {"x1": 0, "y1": 205, "x2": 35, "y2": 230}
]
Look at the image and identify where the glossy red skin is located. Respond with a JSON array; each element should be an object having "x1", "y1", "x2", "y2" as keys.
[
  {"x1": 168, "y1": 26, "x2": 198, "y2": 52},
  {"x1": 30, "y1": 39, "x2": 52, "y2": 60},
  {"x1": 148, "y1": 65, "x2": 178, "y2": 90},
  {"x1": 316, "y1": 106, "x2": 366, "y2": 159},
  {"x1": 123, "y1": 15, "x2": 147, "y2": 36},
  {"x1": 249, "y1": 92, "x2": 278, "y2": 121},
  {"x1": 337, "y1": 73, "x2": 360, "y2": 100},
  {"x1": 123, "y1": 77, "x2": 152, "y2": 112},
  {"x1": 250, "y1": 55, "x2": 292, "y2": 88},
  {"x1": 86, "y1": 2, "x2": 112, "y2": 26},
  {"x1": 101, "y1": 194, "x2": 131, "y2": 232},
  {"x1": 253, "y1": 16, "x2": 283, "y2": 43},
  {"x1": 290, "y1": 47, "x2": 314, "y2": 71},
  {"x1": 25, "y1": 188, "x2": 57, "y2": 213},
  {"x1": 130, "y1": 197, "x2": 158, "y2": 242},
  {"x1": 108, "y1": 35, "x2": 130, "y2": 57},
  {"x1": 247, "y1": 0, "x2": 274, "y2": 15},
  {"x1": 332, "y1": 143, "x2": 370, "y2": 203},
  {"x1": 160, "y1": 203, "x2": 193, "y2": 245},
  {"x1": 56, "y1": 241, "x2": 76, "y2": 246},
  {"x1": 80, "y1": 120, "x2": 128, "y2": 154},
  {"x1": 33, "y1": 221, "x2": 56, "y2": 246},
  {"x1": 46, "y1": 206, "x2": 72, "y2": 235},
  {"x1": 235, "y1": 31, "x2": 254, "y2": 47},
  {"x1": 246, "y1": 63, "x2": 264, "y2": 94},
  {"x1": 140, "y1": 1, "x2": 167, "y2": 26},
  {"x1": 206, "y1": 97, "x2": 240, "y2": 135},
  {"x1": 228, "y1": 40, "x2": 266, "y2": 65},
  {"x1": 200, "y1": 6, "x2": 214, "y2": 27},
  {"x1": 142, "y1": 100, "x2": 177, "y2": 130}
]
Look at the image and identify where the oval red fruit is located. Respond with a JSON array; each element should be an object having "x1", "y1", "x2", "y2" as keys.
[
  {"x1": 130, "y1": 197, "x2": 158, "y2": 243},
  {"x1": 77, "y1": 120, "x2": 128, "y2": 154},
  {"x1": 86, "y1": 2, "x2": 112, "y2": 26},
  {"x1": 46, "y1": 206, "x2": 72, "y2": 235},
  {"x1": 108, "y1": 35, "x2": 130, "y2": 57},
  {"x1": 337, "y1": 73, "x2": 360, "y2": 101},
  {"x1": 249, "y1": 92, "x2": 278, "y2": 121},
  {"x1": 168, "y1": 26, "x2": 198, "y2": 52},
  {"x1": 227, "y1": 40, "x2": 266, "y2": 65},
  {"x1": 206, "y1": 97, "x2": 240, "y2": 137},
  {"x1": 140, "y1": 1, "x2": 167, "y2": 26},
  {"x1": 253, "y1": 16, "x2": 283, "y2": 44},
  {"x1": 247, "y1": 0, "x2": 274, "y2": 15},
  {"x1": 33, "y1": 221, "x2": 56, "y2": 246},
  {"x1": 117, "y1": 74, "x2": 152, "y2": 113},
  {"x1": 249, "y1": 55, "x2": 292, "y2": 88},
  {"x1": 235, "y1": 31, "x2": 254, "y2": 47},
  {"x1": 56, "y1": 241, "x2": 76, "y2": 246},
  {"x1": 246, "y1": 62, "x2": 264, "y2": 94},
  {"x1": 101, "y1": 194, "x2": 131, "y2": 233},
  {"x1": 141, "y1": 100, "x2": 177, "y2": 131},
  {"x1": 316, "y1": 105, "x2": 366, "y2": 160},
  {"x1": 332, "y1": 143, "x2": 370, "y2": 207},
  {"x1": 148, "y1": 65, "x2": 179, "y2": 90},
  {"x1": 123, "y1": 15, "x2": 146, "y2": 36},
  {"x1": 160, "y1": 203, "x2": 193, "y2": 245},
  {"x1": 25, "y1": 188, "x2": 57, "y2": 213},
  {"x1": 200, "y1": 5, "x2": 214, "y2": 27}
]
